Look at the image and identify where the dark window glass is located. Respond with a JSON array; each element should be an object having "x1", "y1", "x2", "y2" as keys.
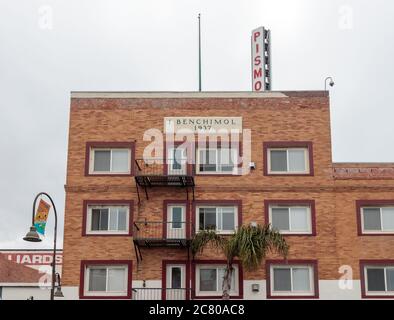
[
  {"x1": 270, "y1": 150, "x2": 287, "y2": 172},
  {"x1": 91, "y1": 209, "x2": 101, "y2": 231},
  {"x1": 171, "y1": 267, "x2": 182, "y2": 289},
  {"x1": 172, "y1": 207, "x2": 183, "y2": 229},
  {"x1": 94, "y1": 150, "x2": 111, "y2": 172},
  {"x1": 99, "y1": 208, "x2": 109, "y2": 230},
  {"x1": 88, "y1": 268, "x2": 107, "y2": 292},
  {"x1": 200, "y1": 269, "x2": 217, "y2": 291},
  {"x1": 273, "y1": 268, "x2": 291, "y2": 291},
  {"x1": 271, "y1": 208, "x2": 290, "y2": 231},
  {"x1": 367, "y1": 268, "x2": 385, "y2": 292},
  {"x1": 172, "y1": 149, "x2": 183, "y2": 170},
  {"x1": 199, "y1": 208, "x2": 216, "y2": 230},
  {"x1": 363, "y1": 208, "x2": 381, "y2": 230}
]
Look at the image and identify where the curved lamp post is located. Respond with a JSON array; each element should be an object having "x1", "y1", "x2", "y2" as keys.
[
  {"x1": 325, "y1": 77, "x2": 335, "y2": 91},
  {"x1": 23, "y1": 192, "x2": 58, "y2": 300}
]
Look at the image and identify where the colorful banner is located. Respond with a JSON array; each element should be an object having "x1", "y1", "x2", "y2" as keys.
[{"x1": 34, "y1": 199, "x2": 50, "y2": 235}]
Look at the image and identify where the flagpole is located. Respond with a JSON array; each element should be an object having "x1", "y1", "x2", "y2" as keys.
[{"x1": 198, "y1": 13, "x2": 202, "y2": 92}]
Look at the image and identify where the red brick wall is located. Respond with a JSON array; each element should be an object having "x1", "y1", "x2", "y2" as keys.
[{"x1": 62, "y1": 93, "x2": 394, "y2": 286}]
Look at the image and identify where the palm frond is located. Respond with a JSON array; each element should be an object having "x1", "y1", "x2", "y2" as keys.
[
  {"x1": 191, "y1": 229, "x2": 227, "y2": 257},
  {"x1": 235, "y1": 224, "x2": 288, "y2": 271}
]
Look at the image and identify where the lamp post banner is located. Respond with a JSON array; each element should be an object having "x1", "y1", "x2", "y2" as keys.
[{"x1": 34, "y1": 199, "x2": 50, "y2": 235}]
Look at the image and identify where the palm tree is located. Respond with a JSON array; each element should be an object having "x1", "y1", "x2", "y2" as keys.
[{"x1": 191, "y1": 224, "x2": 289, "y2": 299}]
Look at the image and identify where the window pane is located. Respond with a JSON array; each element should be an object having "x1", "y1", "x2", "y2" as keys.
[
  {"x1": 382, "y1": 208, "x2": 394, "y2": 231},
  {"x1": 273, "y1": 268, "x2": 291, "y2": 291},
  {"x1": 171, "y1": 267, "x2": 182, "y2": 289},
  {"x1": 270, "y1": 150, "x2": 287, "y2": 172},
  {"x1": 271, "y1": 208, "x2": 290, "y2": 231},
  {"x1": 222, "y1": 208, "x2": 235, "y2": 230},
  {"x1": 199, "y1": 208, "x2": 216, "y2": 230},
  {"x1": 219, "y1": 149, "x2": 234, "y2": 172},
  {"x1": 218, "y1": 268, "x2": 236, "y2": 291},
  {"x1": 199, "y1": 150, "x2": 217, "y2": 172},
  {"x1": 88, "y1": 268, "x2": 107, "y2": 292},
  {"x1": 171, "y1": 148, "x2": 183, "y2": 170},
  {"x1": 91, "y1": 209, "x2": 101, "y2": 231},
  {"x1": 112, "y1": 149, "x2": 129, "y2": 172},
  {"x1": 290, "y1": 208, "x2": 309, "y2": 231},
  {"x1": 117, "y1": 208, "x2": 127, "y2": 231},
  {"x1": 367, "y1": 268, "x2": 386, "y2": 292},
  {"x1": 94, "y1": 150, "x2": 111, "y2": 172},
  {"x1": 200, "y1": 269, "x2": 217, "y2": 291},
  {"x1": 107, "y1": 268, "x2": 126, "y2": 292},
  {"x1": 288, "y1": 149, "x2": 306, "y2": 172},
  {"x1": 99, "y1": 209, "x2": 109, "y2": 230},
  {"x1": 109, "y1": 208, "x2": 118, "y2": 230},
  {"x1": 386, "y1": 269, "x2": 394, "y2": 291},
  {"x1": 292, "y1": 268, "x2": 310, "y2": 291},
  {"x1": 172, "y1": 207, "x2": 183, "y2": 229},
  {"x1": 363, "y1": 208, "x2": 382, "y2": 230}
]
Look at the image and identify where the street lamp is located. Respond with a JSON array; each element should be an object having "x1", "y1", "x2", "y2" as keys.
[
  {"x1": 325, "y1": 77, "x2": 335, "y2": 91},
  {"x1": 23, "y1": 192, "x2": 58, "y2": 300},
  {"x1": 54, "y1": 273, "x2": 64, "y2": 298}
]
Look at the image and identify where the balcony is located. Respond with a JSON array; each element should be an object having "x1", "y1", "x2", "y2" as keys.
[
  {"x1": 134, "y1": 158, "x2": 195, "y2": 202},
  {"x1": 133, "y1": 221, "x2": 193, "y2": 248},
  {"x1": 132, "y1": 288, "x2": 192, "y2": 300}
]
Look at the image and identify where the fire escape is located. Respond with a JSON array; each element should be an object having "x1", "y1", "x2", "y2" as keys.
[{"x1": 133, "y1": 158, "x2": 195, "y2": 265}]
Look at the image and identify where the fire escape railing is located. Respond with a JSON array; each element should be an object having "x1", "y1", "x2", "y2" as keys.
[
  {"x1": 132, "y1": 288, "x2": 193, "y2": 300},
  {"x1": 133, "y1": 221, "x2": 193, "y2": 241},
  {"x1": 134, "y1": 158, "x2": 195, "y2": 202},
  {"x1": 133, "y1": 221, "x2": 194, "y2": 264}
]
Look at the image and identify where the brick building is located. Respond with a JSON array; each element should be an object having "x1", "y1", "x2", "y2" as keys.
[{"x1": 62, "y1": 91, "x2": 394, "y2": 300}]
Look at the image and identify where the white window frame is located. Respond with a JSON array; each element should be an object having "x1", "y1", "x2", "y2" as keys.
[
  {"x1": 84, "y1": 265, "x2": 128, "y2": 297},
  {"x1": 270, "y1": 265, "x2": 315, "y2": 297},
  {"x1": 196, "y1": 206, "x2": 238, "y2": 234},
  {"x1": 196, "y1": 148, "x2": 238, "y2": 175},
  {"x1": 86, "y1": 205, "x2": 130, "y2": 235},
  {"x1": 89, "y1": 148, "x2": 131, "y2": 174},
  {"x1": 269, "y1": 205, "x2": 312, "y2": 235},
  {"x1": 268, "y1": 147, "x2": 309, "y2": 174},
  {"x1": 364, "y1": 266, "x2": 394, "y2": 296},
  {"x1": 361, "y1": 207, "x2": 394, "y2": 234},
  {"x1": 195, "y1": 264, "x2": 239, "y2": 297}
]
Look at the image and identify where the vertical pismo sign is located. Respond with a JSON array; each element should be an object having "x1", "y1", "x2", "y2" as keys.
[{"x1": 251, "y1": 26, "x2": 271, "y2": 91}]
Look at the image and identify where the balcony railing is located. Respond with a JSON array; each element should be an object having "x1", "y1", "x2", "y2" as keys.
[
  {"x1": 135, "y1": 158, "x2": 192, "y2": 177},
  {"x1": 133, "y1": 221, "x2": 193, "y2": 247},
  {"x1": 132, "y1": 288, "x2": 192, "y2": 300},
  {"x1": 134, "y1": 159, "x2": 195, "y2": 202}
]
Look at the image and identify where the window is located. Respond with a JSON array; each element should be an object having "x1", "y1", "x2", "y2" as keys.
[
  {"x1": 196, "y1": 265, "x2": 239, "y2": 296},
  {"x1": 197, "y1": 206, "x2": 238, "y2": 234},
  {"x1": 84, "y1": 265, "x2": 128, "y2": 297},
  {"x1": 166, "y1": 204, "x2": 186, "y2": 239},
  {"x1": 197, "y1": 148, "x2": 238, "y2": 174},
  {"x1": 90, "y1": 148, "x2": 131, "y2": 174},
  {"x1": 167, "y1": 147, "x2": 188, "y2": 175},
  {"x1": 269, "y1": 205, "x2": 312, "y2": 234},
  {"x1": 364, "y1": 265, "x2": 394, "y2": 296},
  {"x1": 87, "y1": 205, "x2": 129, "y2": 235},
  {"x1": 270, "y1": 265, "x2": 315, "y2": 297},
  {"x1": 268, "y1": 148, "x2": 309, "y2": 174},
  {"x1": 361, "y1": 207, "x2": 394, "y2": 233}
]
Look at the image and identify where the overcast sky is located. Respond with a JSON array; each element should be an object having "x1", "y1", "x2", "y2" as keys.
[{"x1": 1, "y1": 0, "x2": 393, "y2": 249}]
